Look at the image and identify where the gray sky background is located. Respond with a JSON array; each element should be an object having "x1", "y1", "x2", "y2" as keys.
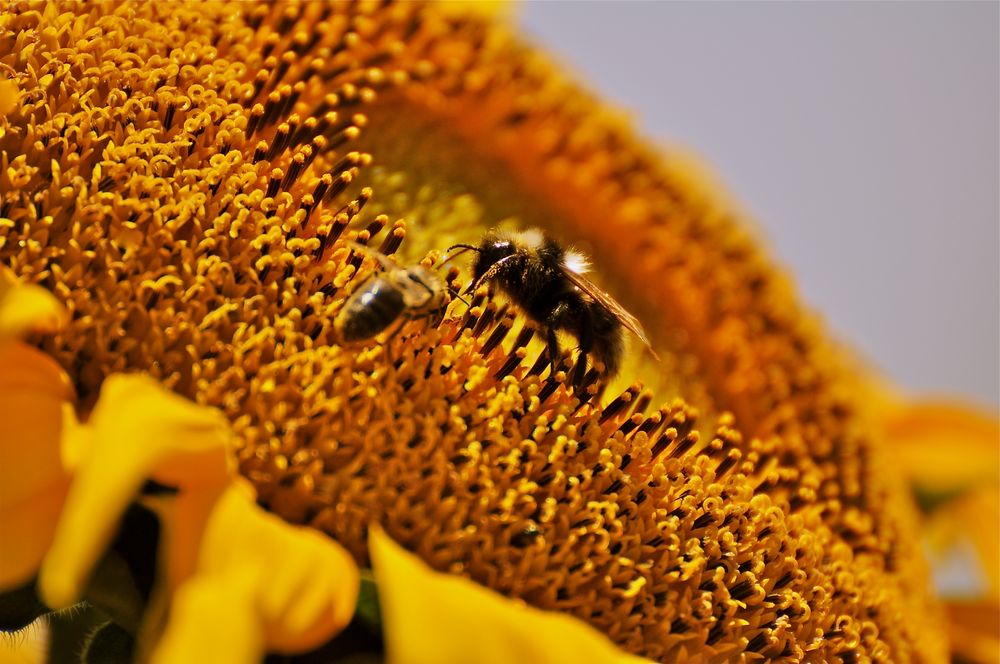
[{"x1": 520, "y1": 1, "x2": 999, "y2": 410}]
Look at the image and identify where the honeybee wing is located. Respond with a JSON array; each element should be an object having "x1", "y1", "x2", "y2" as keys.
[
  {"x1": 347, "y1": 241, "x2": 398, "y2": 272},
  {"x1": 348, "y1": 241, "x2": 446, "y2": 309},
  {"x1": 559, "y1": 263, "x2": 660, "y2": 359}
]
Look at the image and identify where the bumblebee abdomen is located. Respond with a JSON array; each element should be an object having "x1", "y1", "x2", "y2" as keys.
[
  {"x1": 337, "y1": 277, "x2": 406, "y2": 342},
  {"x1": 585, "y1": 303, "x2": 626, "y2": 374}
]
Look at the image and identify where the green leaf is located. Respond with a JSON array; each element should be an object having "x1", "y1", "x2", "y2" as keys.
[{"x1": 355, "y1": 571, "x2": 382, "y2": 632}]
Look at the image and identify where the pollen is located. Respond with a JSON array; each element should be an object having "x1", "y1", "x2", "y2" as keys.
[{"x1": 0, "y1": 1, "x2": 945, "y2": 661}]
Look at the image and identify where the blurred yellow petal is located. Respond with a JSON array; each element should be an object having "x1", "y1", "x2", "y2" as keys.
[
  {"x1": 883, "y1": 399, "x2": 999, "y2": 495},
  {"x1": 156, "y1": 480, "x2": 358, "y2": 660},
  {"x1": 925, "y1": 487, "x2": 1000, "y2": 601},
  {"x1": 369, "y1": 527, "x2": 651, "y2": 664},
  {"x1": 195, "y1": 481, "x2": 358, "y2": 653},
  {"x1": 876, "y1": 393, "x2": 1000, "y2": 660},
  {"x1": 945, "y1": 599, "x2": 1000, "y2": 664},
  {"x1": 0, "y1": 343, "x2": 73, "y2": 504},
  {"x1": 0, "y1": 342, "x2": 72, "y2": 590},
  {"x1": 0, "y1": 490, "x2": 66, "y2": 593},
  {"x1": 0, "y1": 269, "x2": 67, "y2": 342},
  {"x1": 38, "y1": 375, "x2": 232, "y2": 609},
  {"x1": 150, "y1": 572, "x2": 261, "y2": 664}
]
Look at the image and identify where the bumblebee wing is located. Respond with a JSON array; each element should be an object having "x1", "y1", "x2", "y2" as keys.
[{"x1": 560, "y1": 265, "x2": 658, "y2": 356}]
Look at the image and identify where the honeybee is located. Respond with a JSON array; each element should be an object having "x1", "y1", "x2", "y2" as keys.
[
  {"x1": 446, "y1": 228, "x2": 655, "y2": 386},
  {"x1": 335, "y1": 242, "x2": 449, "y2": 342}
]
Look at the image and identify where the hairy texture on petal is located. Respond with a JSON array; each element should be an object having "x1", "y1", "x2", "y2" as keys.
[
  {"x1": 0, "y1": 617, "x2": 48, "y2": 664},
  {"x1": 0, "y1": 1, "x2": 945, "y2": 661}
]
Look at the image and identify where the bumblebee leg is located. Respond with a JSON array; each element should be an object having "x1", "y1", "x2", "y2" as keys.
[
  {"x1": 572, "y1": 314, "x2": 596, "y2": 389},
  {"x1": 543, "y1": 301, "x2": 574, "y2": 380},
  {"x1": 545, "y1": 326, "x2": 561, "y2": 379}
]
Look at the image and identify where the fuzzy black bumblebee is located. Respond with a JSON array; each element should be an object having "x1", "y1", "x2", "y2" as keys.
[
  {"x1": 335, "y1": 242, "x2": 449, "y2": 343},
  {"x1": 447, "y1": 228, "x2": 654, "y2": 386}
]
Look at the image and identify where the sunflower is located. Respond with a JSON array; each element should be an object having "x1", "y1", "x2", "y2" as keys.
[{"x1": 0, "y1": 2, "x2": 995, "y2": 663}]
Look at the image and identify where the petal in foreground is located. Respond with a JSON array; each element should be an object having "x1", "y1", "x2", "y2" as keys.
[
  {"x1": 154, "y1": 481, "x2": 359, "y2": 662},
  {"x1": 885, "y1": 398, "x2": 1000, "y2": 661},
  {"x1": 0, "y1": 268, "x2": 67, "y2": 344},
  {"x1": 884, "y1": 399, "x2": 1000, "y2": 496},
  {"x1": 0, "y1": 273, "x2": 71, "y2": 590},
  {"x1": 370, "y1": 527, "x2": 651, "y2": 664},
  {"x1": 884, "y1": 398, "x2": 1000, "y2": 595},
  {"x1": 945, "y1": 599, "x2": 1000, "y2": 664},
  {"x1": 0, "y1": 344, "x2": 72, "y2": 589},
  {"x1": 39, "y1": 374, "x2": 232, "y2": 609}
]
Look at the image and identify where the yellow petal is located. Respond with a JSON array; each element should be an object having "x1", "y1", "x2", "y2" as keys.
[
  {"x1": 0, "y1": 343, "x2": 73, "y2": 506},
  {"x1": 150, "y1": 572, "x2": 262, "y2": 664},
  {"x1": 0, "y1": 488, "x2": 67, "y2": 593},
  {"x1": 925, "y1": 487, "x2": 1000, "y2": 601},
  {"x1": 39, "y1": 374, "x2": 232, "y2": 609},
  {"x1": 883, "y1": 399, "x2": 999, "y2": 495},
  {"x1": 945, "y1": 599, "x2": 1000, "y2": 664},
  {"x1": 369, "y1": 527, "x2": 652, "y2": 664},
  {"x1": 155, "y1": 481, "x2": 359, "y2": 660},
  {"x1": 0, "y1": 342, "x2": 72, "y2": 589},
  {"x1": 0, "y1": 269, "x2": 67, "y2": 342}
]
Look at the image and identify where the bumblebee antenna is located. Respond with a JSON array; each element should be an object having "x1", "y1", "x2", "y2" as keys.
[
  {"x1": 446, "y1": 243, "x2": 480, "y2": 253},
  {"x1": 438, "y1": 244, "x2": 479, "y2": 269}
]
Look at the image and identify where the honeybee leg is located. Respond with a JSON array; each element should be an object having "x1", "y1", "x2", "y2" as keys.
[
  {"x1": 378, "y1": 316, "x2": 409, "y2": 356},
  {"x1": 405, "y1": 305, "x2": 447, "y2": 330},
  {"x1": 429, "y1": 305, "x2": 447, "y2": 327}
]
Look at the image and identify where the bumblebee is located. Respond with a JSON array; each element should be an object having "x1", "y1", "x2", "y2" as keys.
[
  {"x1": 335, "y1": 242, "x2": 449, "y2": 342},
  {"x1": 447, "y1": 228, "x2": 654, "y2": 385}
]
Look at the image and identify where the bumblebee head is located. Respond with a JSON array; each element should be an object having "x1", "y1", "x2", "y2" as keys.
[
  {"x1": 445, "y1": 230, "x2": 519, "y2": 281},
  {"x1": 472, "y1": 232, "x2": 518, "y2": 281}
]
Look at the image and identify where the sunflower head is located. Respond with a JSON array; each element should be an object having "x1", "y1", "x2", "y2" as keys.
[{"x1": 0, "y1": 1, "x2": 966, "y2": 662}]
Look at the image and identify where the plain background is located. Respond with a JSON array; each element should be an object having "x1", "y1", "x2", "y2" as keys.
[{"x1": 520, "y1": 1, "x2": 999, "y2": 411}]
